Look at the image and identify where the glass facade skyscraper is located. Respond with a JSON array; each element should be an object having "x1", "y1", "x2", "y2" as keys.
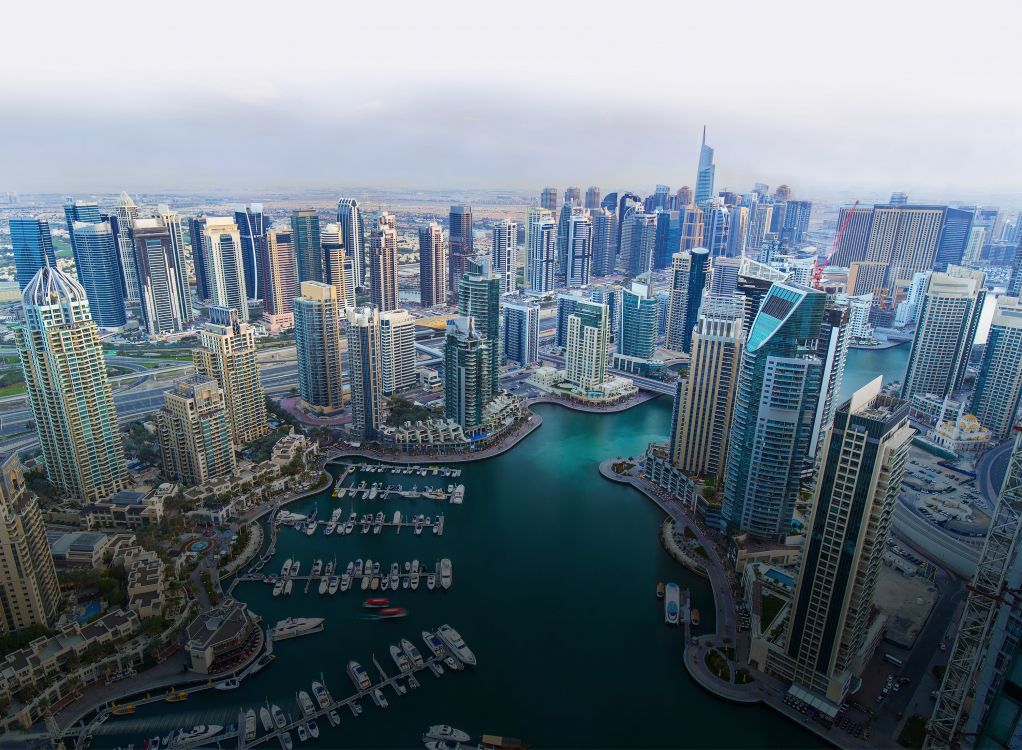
[
  {"x1": 9, "y1": 218, "x2": 56, "y2": 291},
  {"x1": 235, "y1": 203, "x2": 266, "y2": 300},
  {"x1": 294, "y1": 281, "x2": 344, "y2": 416},
  {"x1": 292, "y1": 209, "x2": 323, "y2": 284},
  {"x1": 71, "y1": 220, "x2": 127, "y2": 329}
]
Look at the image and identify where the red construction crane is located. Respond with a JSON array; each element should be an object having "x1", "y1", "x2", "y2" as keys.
[{"x1": 811, "y1": 199, "x2": 860, "y2": 289}]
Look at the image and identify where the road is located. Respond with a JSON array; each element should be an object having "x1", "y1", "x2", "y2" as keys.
[{"x1": 977, "y1": 438, "x2": 1014, "y2": 511}]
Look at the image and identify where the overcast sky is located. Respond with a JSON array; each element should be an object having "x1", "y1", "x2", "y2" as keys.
[{"x1": 2, "y1": 0, "x2": 1020, "y2": 202}]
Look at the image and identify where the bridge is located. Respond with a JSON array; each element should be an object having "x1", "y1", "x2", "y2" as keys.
[{"x1": 537, "y1": 353, "x2": 676, "y2": 396}]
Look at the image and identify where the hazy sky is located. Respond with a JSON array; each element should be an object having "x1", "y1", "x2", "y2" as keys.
[{"x1": 3, "y1": 0, "x2": 1020, "y2": 201}]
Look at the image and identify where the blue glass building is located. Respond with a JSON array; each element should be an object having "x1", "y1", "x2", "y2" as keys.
[
  {"x1": 70, "y1": 221, "x2": 127, "y2": 329},
  {"x1": 63, "y1": 199, "x2": 101, "y2": 256},
  {"x1": 9, "y1": 218, "x2": 56, "y2": 290},
  {"x1": 235, "y1": 203, "x2": 266, "y2": 301},
  {"x1": 682, "y1": 247, "x2": 710, "y2": 353}
]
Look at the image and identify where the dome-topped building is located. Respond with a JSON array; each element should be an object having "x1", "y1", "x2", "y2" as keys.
[{"x1": 22, "y1": 263, "x2": 93, "y2": 325}]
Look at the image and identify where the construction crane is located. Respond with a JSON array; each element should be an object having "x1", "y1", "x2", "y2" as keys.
[{"x1": 810, "y1": 199, "x2": 860, "y2": 289}]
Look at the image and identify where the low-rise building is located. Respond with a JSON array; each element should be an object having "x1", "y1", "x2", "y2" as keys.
[
  {"x1": 271, "y1": 429, "x2": 318, "y2": 468},
  {"x1": 82, "y1": 487, "x2": 165, "y2": 529},
  {"x1": 185, "y1": 600, "x2": 259, "y2": 675},
  {"x1": 528, "y1": 366, "x2": 638, "y2": 406},
  {"x1": 46, "y1": 530, "x2": 111, "y2": 568}
]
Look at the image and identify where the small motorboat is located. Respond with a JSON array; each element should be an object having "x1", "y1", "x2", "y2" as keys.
[
  {"x1": 214, "y1": 678, "x2": 240, "y2": 691},
  {"x1": 364, "y1": 597, "x2": 390, "y2": 608}
]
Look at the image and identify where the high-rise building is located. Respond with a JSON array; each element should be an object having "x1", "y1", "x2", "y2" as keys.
[
  {"x1": 71, "y1": 220, "x2": 127, "y2": 329},
  {"x1": 618, "y1": 281, "x2": 658, "y2": 360},
  {"x1": 540, "y1": 187, "x2": 559, "y2": 213},
  {"x1": 501, "y1": 298, "x2": 540, "y2": 367},
  {"x1": 678, "y1": 204, "x2": 705, "y2": 252},
  {"x1": 157, "y1": 375, "x2": 236, "y2": 487},
  {"x1": 653, "y1": 210, "x2": 681, "y2": 270},
  {"x1": 589, "y1": 283, "x2": 623, "y2": 341},
  {"x1": 559, "y1": 206, "x2": 593, "y2": 288},
  {"x1": 863, "y1": 204, "x2": 945, "y2": 295},
  {"x1": 418, "y1": 221, "x2": 447, "y2": 307},
  {"x1": 780, "y1": 200, "x2": 812, "y2": 246},
  {"x1": 491, "y1": 219, "x2": 518, "y2": 295},
  {"x1": 669, "y1": 297, "x2": 744, "y2": 478},
  {"x1": 590, "y1": 207, "x2": 617, "y2": 277},
  {"x1": 971, "y1": 297, "x2": 1022, "y2": 439},
  {"x1": 616, "y1": 193, "x2": 643, "y2": 259},
  {"x1": 336, "y1": 198, "x2": 366, "y2": 287},
  {"x1": 346, "y1": 306, "x2": 384, "y2": 439},
  {"x1": 722, "y1": 283, "x2": 826, "y2": 539},
  {"x1": 726, "y1": 206, "x2": 750, "y2": 257},
  {"x1": 893, "y1": 271, "x2": 929, "y2": 328},
  {"x1": 694, "y1": 126, "x2": 715, "y2": 207},
  {"x1": 735, "y1": 257, "x2": 788, "y2": 334},
  {"x1": 448, "y1": 206, "x2": 474, "y2": 302},
  {"x1": 847, "y1": 260, "x2": 890, "y2": 298},
  {"x1": 234, "y1": 203, "x2": 266, "y2": 301},
  {"x1": 9, "y1": 218, "x2": 56, "y2": 291},
  {"x1": 565, "y1": 300, "x2": 610, "y2": 391},
  {"x1": 773, "y1": 185, "x2": 792, "y2": 203},
  {"x1": 294, "y1": 282, "x2": 344, "y2": 416},
  {"x1": 525, "y1": 208, "x2": 557, "y2": 293},
  {"x1": 444, "y1": 316, "x2": 493, "y2": 430},
  {"x1": 777, "y1": 380, "x2": 913, "y2": 705},
  {"x1": 262, "y1": 228, "x2": 299, "y2": 330},
  {"x1": 369, "y1": 212, "x2": 398, "y2": 312},
  {"x1": 16, "y1": 266, "x2": 126, "y2": 502},
  {"x1": 193, "y1": 307, "x2": 267, "y2": 446},
  {"x1": 829, "y1": 205, "x2": 874, "y2": 267},
  {"x1": 664, "y1": 248, "x2": 709, "y2": 353},
  {"x1": 155, "y1": 205, "x2": 192, "y2": 327},
  {"x1": 556, "y1": 292, "x2": 584, "y2": 348},
  {"x1": 809, "y1": 305, "x2": 851, "y2": 460},
  {"x1": 292, "y1": 209, "x2": 323, "y2": 284},
  {"x1": 458, "y1": 257, "x2": 501, "y2": 395},
  {"x1": 703, "y1": 200, "x2": 731, "y2": 257},
  {"x1": 131, "y1": 218, "x2": 189, "y2": 335},
  {"x1": 676, "y1": 186, "x2": 693, "y2": 208},
  {"x1": 901, "y1": 266, "x2": 986, "y2": 402},
  {"x1": 934, "y1": 207, "x2": 975, "y2": 272},
  {"x1": 321, "y1": 223, "x2": 355, "y2": 309},
  {"x1": 620, "y1": 211, "x2": 657, "y2": 276},
  {"x1": 0, "y1": 454, "x2": 61, "y2": 635},
  {"x1": 201, "y1": 217, "x2": 248, "y2": 321},
  {"x1": 745, "y1": 203, "x2": 774, "y2": 260},
  {"x1": 379, "y1": 308, "x2": 417, "y2": 396},
  {"x1": 709, "y1": 256, "x2": 741, "y2": 299},
  {"x1": 584, "y1": 186, "x2": 601, "y2": 210},
  {"x1": 564, "y1": 186, "x2": 581, "y2": 206},
  {"x1": 112, "y1": 192, "x2": 141, "y2": 303},
  {"x1": 963, "y1": 226, "x2": 985, "y2": 265},
  {"x1": 63, "y1": 198, "x2": 101, "y2": 257},
  {"x1": 188, "y1": 216, "x2": 211, "y2": 301}
]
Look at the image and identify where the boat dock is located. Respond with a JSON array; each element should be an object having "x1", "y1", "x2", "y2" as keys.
[
  {"x1": 282, "y1": 513, "x2": 447, "y2": 536},
  {"x1": 237, "y1": 557, "x2": 452, "y2": 594},
  {"x1": 332, "y1": 481, "x2": 465, "y2": 504},
  {"x1": 336, "y1": 462, "x2": 462, "y2": 478}
]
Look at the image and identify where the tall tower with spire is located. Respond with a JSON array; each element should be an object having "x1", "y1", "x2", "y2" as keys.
[
  {"x1": 694, "y1": 126, "x2": 716, "y2": 208},
  {"x1": 114, "y1": 191, "x2": 142, "y2": 303}
]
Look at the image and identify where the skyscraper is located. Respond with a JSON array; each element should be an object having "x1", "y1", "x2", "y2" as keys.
[
  {"x1": 458, "y1": 257, "x2": 502, "y2": 395},
  {"x1": 780, "y1": 200, "x2": 812, "y2": 246},
  {"x1": 346, "y1": 306, "x2": 384, "y2": 439},
  {"x1": 188, "y1": 216, "x2": 211, "y2": 302},
  {"x1": 653, "y1": 210, "x2": 681, "y2": 270},
  {"x1": 702, "y1": 199, "x2": 731, "y2": 257},
  {"x1": 540, "y1": 187, "x2": 559, "y2": 213},
  {"x1": 722, "y1": 283, "x2": 826, "y2": 539},
  {"x1": 564, "y1": 186, "x2": 581, "y2": 206},
  {"x1": 491, "y1": 219, "x2": 518, "y2": 295},
  {"x1": 809, "y1": 305, "x2": 851, "y2": 460},
  {"x1": 379, "y1": 308, "x2": 417, "y2": 396},
  {"x1": 565, "y1": 300, "x2": 610, "y2": 391},
  {"x1": 971, "y1": 296, "x2": 1022, "y2": 439},
  {"x1": 234, "y1": 203, "x2": 266, "y2": 301},
  {"x1": 322, "y1": 223, "x2": 356, "y2": 309},
  {"x1": 620, "y1": 211, "x2": 657, "y2": 276},
  {"x1": 157, "y1": 375, "x2": 236, "y2": 487},
  {"x1": 369, "y1": 212, "x2": 398, "y2": 312},
  {"x1": 201, "y1": 217, "x2": 248, "y2": 321},
  {"x1": 829, "y1": 205, "x2": 874, "y2": 267},
  {"x1": 1009, "y1": 238, "x2": 1022, "y2": 297},
  {"x1": 934, "y1": 206, "x2": 975, "y2": 272},
  {"x1": 16, "y1": 266, "x2": 126, "y2": 502},
  {"x1": 262, "y1": 228, "x2": 299, "y2": 330},
  {"x1": 193, "y1": 307, "x2": 267, "y2": 446},
  {"x1": 584, "y1": 186, "x2": 601, "y2": 210},
  {"x1": 292, "y1": 209, "x2": 323, "y2": 284},
  {"x1": 155, "y1": 204, "x2": 192, "y2": 327},
  {"x1": 779, "y1": 379, "x2": 913, "y2": 705},
  {"x1": 618, "y1": 281, "x2": 658, "y2": 360},
  {"x1": 525, "y1": 207, "x2": 557, "y2": 293},
  {"x1": 616, "y1": 193, "x2": 643, "y2": 260},
  {"x1": 676, "y1": 186, "x2": 693, "y2": 208},
  {"x1": 9, "y1": 218, "x2": 56, "y2": 291},
  {"x1": 63, "y1": 198, "x2": 101, "y2": 257},
  {"x1": 744, "y1": 202, "x2": 774, "y2": 259},
  {"x1": 131, "y1": 218, "x2": 189, "y2": 335},
  {"x1": 901, "y1": 266, "x2": 986, "y2": 402},
  {"x1": 726, "y1": 206, "x2": 750, "y2": 257},
  {"x1": 418, "y1": 221, "x2": 447, "y2": 307},
  {"x1": 590, "y1": 207, "x2": 617, "y2": 277},
  {"x1": 71, "y1": 220, "x2": 128, "y2": 329},
  {"x1": 294, "y1": 282, "x2": 344, "y2": 416},
  {"x1": 501, "y1": 298, "x2": 540, "y2": 367},
  {"x1": 694, "y1": 126, "x2": 715, "y2": 207},
  {"x1": 669, "y1": 297, "x2": 744, "y2": 478},
  {"x1": 556, "y1": 292, "x2": 584, "y2": 348},
  {"x1": 448, "y1": 205, "x2": 474, "y2": 302},
  {"x1": 112, "y1": 192, "x2": 141, "y2": 303},
  {"x1": 336, "y1": 198, "x2": 366, "y2": 287},
  {"x1": 560, "y1": 206, "x2": 593, "y2": 288},
  {"x1": 664, "y1": 248, "x2": 709, "y2": 353},
  {"x1": 863, "y1": 204, "x2": 945, "y2": 295},
  {"x1": 444, "y1": 316, "x2": 493, "y2": 430},
  {"x1": 679, "y1": 204, "x2": 705, "y2": 252},
  {"x1": 0, "y1": 454, "x2": 60, "y2": 635},
  {"x1": 735, "y1": 257, "x2": 788, "y2": 336}
]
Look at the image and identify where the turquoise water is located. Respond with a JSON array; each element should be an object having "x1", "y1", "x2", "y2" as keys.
[{"x1": 839, "y1": 343, "x2": 909, "y2": 403}]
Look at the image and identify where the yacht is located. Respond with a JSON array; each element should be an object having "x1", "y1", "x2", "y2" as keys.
[
  {"x1": 348, "y1": 660, "x2": 372, "y2": 691},
  {"x1": 361, "y1": 559, "x2": 373, "y2": 591},
  {"x1": 402, "y1": 575, "x2": 410, "y2": 590},
  {"x1": 381, "y1": 574, "x2": 390, "y2": 592},
  {"x1": 284, "y1": 578, "x2": 293, "y2": 595},
  {"x1": 298, "y1": 690, "x2": 316, "y2": 716},
  {"x1": 424, "y1": 741, "x2": 462, "y2": 750},
  {"x1": 280, "y1": 731, "x2": 293, "y2": 750},
  {"x1": 424, "y1": 726, "x2": 471, "y2": 743},
  {"x1": 327, "y1": 710, "x2": 340, "y2": 728},
  {"x1": 272, "y1": 579, "x2": 285, "y2": 597},
  {"x1": 307, "y1": 719, "x2": 319, "y2": 739},
  {"x1": 259, "y1": 707, "x2": 273, "y2": 732},
  {"x1": 325, "y1": 520, "x2": 337, "y2": 535},
  {"x1": 372, "y1": 688, "x2": 389, "y2": 709},
  {"x1": 281, "y1": 558, "x2": 293, "y2": 576},
  {"x1": 414, "y1": 516, "x2": 423, "y2": 535},
  {"x1": 173, "y1": 725, "x2": 223, "y2": 748},
  {"x1": 440, "y1": 559, "x2": 453, "y2": 590},
  {"x1": 390, "y1": 563, "x2": 400, "y2": 589},
  {"x1": 318, "y1": 576, "x2": 329, "y2": 595},
  {"x1": 401, "y1": 638, "x2": 424, "y2": 668},
  {"x1": 422, "y1": 630, "x2": 447, "y2": 659},
  {"x1": 328, "y1": 576, "x2": 340, "y2": 595},
  {"x1": 296, "y1": 724, "x2": 308, "y2": 743},
  {"x1": 345, "y1": 513, "x2": 356, "y2": 534},
  {"x1": 272, "y1": 705, "x2": 287, "y2": 728},
  {"x1": 664, "y1": 582, "x2": 680, "y2": 626},
  {"x1": 373, "y1": 512, "x2": 384, "y2": 535},
  {"x1": 428, "y1": 661, "x2": 444, "y2": 677},
  {"x1": 361, "y1": 516, "x2": 371, "y2": 534},
  {"x1": 390, "y1": 643, "x2": 412, "y2": 672},
  {"x1": 437, "y1": 624, "x2": 476, "y2": 666},
  {"x1": 270, "y1": 617, "x2": 325, "y2": 640},
  {"x1": 393, "y1": 511, "x2": 402, "y2": 525},
  {"x1": 354, "y1": 559, "x2": 363, "y2": 576},
  {"x1": 411, "y1": 560, "x2": 420, "y2": 590},
  {"x1": 427, "y1": 573, "x2": 436, "y2": 591},
  {"x1": 311, "y1": 559, "x2": 323, "y2": 576},
  {"x1": 304, "y1": 521, "x2": 316, "y2": 537},
  {"x1": 312, "y1": 681, "x2": 331, "y2": 709},
  {"x1": 290, "y1": 560, "x2": 301, "y2": 577},
  {"x1": 340, "y1": 572, "x2": 351, "y2": 592},
  {"x1": 364, "y1": 597, "x2": 390, "y2": 608},
  {"x1": 244, "y1": 710, "x2": 257, "y2": 742},
  {"x1": 214, "y1": 678, "x2": 240, "y2": 690}
]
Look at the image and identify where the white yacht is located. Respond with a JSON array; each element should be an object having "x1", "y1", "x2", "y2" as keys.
[
  {"x1": 327, "y1": 710, "x2": 340, "y2": 727},
  {"x1": 272, "y1": 579, "x2": 285, "y2": 597},
  {"x1": 290, "y1": 560, "x2": 301, "y2": 577},
  {"x1": 297, "y1": 690, "x2": 316, "y2": 716},
  {"x1": 347, "y1": 660, "x2": 371, "y2": 691},
  {"x1": 354, "y1": 559, "x2": 363, "y2": 576},
  {"x1": 372, "y1": 688, "x2": 389, "y2": 709},
  {"x1": 312, "y1": 681, "x2": 331, "y2": 709},
  {"x1": 401, "y1": 638, "x2": 424, "y2": 668},
  {"x1": 244, "y1": 710, "x2": 257, "y2": 742},
  {"x1": 427, "y1": 573, "x2": 436, "y2": 591},
  {"x1": 307, "y1": 719, "x2": 319, "y2": 739},
  {"x1": 318, "y1": 576, "x2": 329, "y2": 595},
  {"x1": 328, "y1": 576, "x2": 340, "y2": 595},
  {"x1": 304, "y1": 521, "x2": 316, "y2": 536},
  {"x1": 361, "y1": 559, "x2": 373, "y2": 591},
  {"x1": 296, "y1": 724, "x2": 308, "y2": 743},
  {"x1": 259, "y1": 707, "x2": 273, "y2": 732},
  {"x1": 411, "y1": 560, "x2": 420, "y2": 590},
  {"x1": 283, "y1": 579, "x2": 293, "y2": 596},
  {"x1": 436, "y1": 625, "x2": 476, "y2": 666},
  {"x1": 281, "y1": 558, "x2": 293, "y2": 576},
  {"x1": 311, "y1": 559, "x2": 323, "y2": 576},
  {"x1": 440, "y1": 558, "x2": 452, "y2": 590},
  {"x1": 390, "y1": 643, "x2": 411, "y2": 672},
  {"x1": 389, "y1": 562, "x2": 400, "y2": 589},
  {"x1": 393, "y1": 510, "x2": 402, "y2": 525},
  {"x1": 173, "y1": 725, "x2": 223, "y2": 748},
  {"x1": 424, "y1": 726, "x2": 471, "y2": 743},
  {"x1": 280, "y1": 731, "x2": 293, "y2": 750},
  {"x1": 269, "y1": 617, "x2": 325, "y2": 641}
]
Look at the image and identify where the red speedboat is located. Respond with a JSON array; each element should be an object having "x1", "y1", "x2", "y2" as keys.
[
  {"x1": 363, "y1": 597, "x2": 390, "y2": 608},
  {"x1": 377, "y1": 607, "x2": 407, "y2": 619}
]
